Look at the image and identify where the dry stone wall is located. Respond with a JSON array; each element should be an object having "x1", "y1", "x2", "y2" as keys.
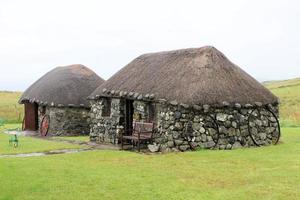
[
  {"x1": 39, "y1": 106, "x2": 90, "y2": 136},
  {"x1": 89, "y1": 98, "x2": 124, "y2": 143},
  {"x1": 153, "y1": 102, "x2": 280, "y2": 152},
  {"x1": 89, "y1": 98, "x2": 280, "y2": 152}
]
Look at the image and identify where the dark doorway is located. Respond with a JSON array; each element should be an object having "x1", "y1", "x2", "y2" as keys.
[
  {"x1": 24, "y1": 103, "x2": 38, "y2": 131},
  {"x1": 124, "y1": 99, "x2": 134, "y2": 134}
]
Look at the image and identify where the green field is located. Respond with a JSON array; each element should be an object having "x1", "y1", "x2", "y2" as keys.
[
  {"x1": 0, "y1": 91, "x2": 23, "y2": 123},
  {"x1": 0, "y1": 124, "x2": 84, "y2": 155},
  {"x1": 0, "y1": 79, "x2": 300, "y2": 199},
  {"x1": 52, "y1": 136, "x2": 90, "y2": 142},
  {"x1": 0, "y1": 127, "x2": 299, "y2": 200},
  {"x1": 265, "y1": 78, "x2": 300, "y2": 126}
]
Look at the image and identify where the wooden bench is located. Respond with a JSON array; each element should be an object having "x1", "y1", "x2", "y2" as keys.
[{"x1": 121, "y1": 121, "x2": 154, "y2": 151}]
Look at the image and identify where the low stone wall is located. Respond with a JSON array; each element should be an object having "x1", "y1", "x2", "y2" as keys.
[
  {"x1": 39, "y1": 106, "x2": 90, "y2": 136},
  {"x1": 154, "y1": 102, "x2": 280, "y2": 152},
  {"x1": 89, "y1": 97, "x2": 280, "y2": 152}
]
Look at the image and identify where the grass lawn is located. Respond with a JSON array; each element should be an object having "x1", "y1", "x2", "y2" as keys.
[
  {"x1": 0, "y1": 123, "x2": 22, "y2": 130},
  {"x1": 0, "y1": 124, "x2": 85, "y2": 155},
  {"x1": 0, "y1": 127, "x2": 299, "y2": 200},
  {"x1": 52, "y1": 136, "x2": 90, "y2": 142}
]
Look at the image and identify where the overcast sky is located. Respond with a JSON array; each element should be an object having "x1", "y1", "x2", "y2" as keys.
[{"x1": 0, "y1": 0, "x2": 299, "y2": 91}]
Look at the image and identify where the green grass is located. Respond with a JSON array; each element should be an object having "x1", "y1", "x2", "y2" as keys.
[
  {"x1": 0, "y1": 80, "x2": 299, "y2": 199},
  {"x1": 0, "y1": 123, "x2": 22, "y2": 131},
  {"x1": 0, "y1": 91, "x2": 23, "y2": 123},
  {"x1": 0, "y1": 127, "x2": 299, "y2": 200},
  {"x1": 53, "y1": 136, "x2": 90, "y2": 142},
  {"x1": 0, "y1": 124, "x2": 84, "y2": 155},
  {"x1": 265, "y1": 78, "x2": 300, "y2": 126}
]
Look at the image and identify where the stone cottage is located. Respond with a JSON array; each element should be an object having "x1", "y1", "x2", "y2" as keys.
[
  {"x1": 19, "y1": 64, "x2": 104, "y2": 136},
  {"x1": 88, "y1": 46, "x2": 280, "y2": 151}
]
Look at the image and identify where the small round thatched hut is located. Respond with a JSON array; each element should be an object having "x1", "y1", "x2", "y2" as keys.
[
  {"x1": 89, "y1": 46, "x2": 280, "y2": 151},
  {"x1": 19, "y1": 64, "x2": 104, "y2": 136}
]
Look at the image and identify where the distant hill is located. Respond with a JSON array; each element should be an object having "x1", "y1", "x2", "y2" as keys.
[
  {"x1": 264, "y1": 78, "x2": 300, "y2": 89},
  {"x1": 264, "y1": 78, "x2": 300, "y2": 126}
]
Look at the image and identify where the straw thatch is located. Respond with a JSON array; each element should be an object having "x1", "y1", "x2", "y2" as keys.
[
  {"x1": 19, "y1": 64, "x2": 104, "y2": 107},
  {"x1": 90, "y1": 46, "x2": 278, "y2": 106}
]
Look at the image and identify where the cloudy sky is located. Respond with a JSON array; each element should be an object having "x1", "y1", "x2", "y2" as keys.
[{"x1": 0, "y1": 0, "x2": 299, "y2": 91}]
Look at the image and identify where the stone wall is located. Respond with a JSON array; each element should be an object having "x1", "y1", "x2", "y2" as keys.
[
  {"x1": 89, "y1": 97, "x2": 280, "y2": 152},
  {"x1": 153, "y1": 102, "x2": 280, "y2": 152},
  {"x1": 89, "y1": 99, "x2": 155, "y2": 143},
  {"x1": 39, "y1": 106, "x2": 90, "y2": 136},
  {"x1": 89, "y1": 98, "x2": 124, "y2": 143}
]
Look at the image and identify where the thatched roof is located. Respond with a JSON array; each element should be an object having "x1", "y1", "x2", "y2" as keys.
[
  {"x1": 19, "y1": 64, "x2": 104, "y2": 108},
  {"x1": 90, "y1": 46, "x2": 278, "y2": 107}
]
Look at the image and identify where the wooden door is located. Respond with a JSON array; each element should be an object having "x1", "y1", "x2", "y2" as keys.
[
  {"x1": 125, "y1": 99, "x2": 134, "y2": 134},
  {"x1": 24, "y1": 103, "x2": 38, "y2": 131}
]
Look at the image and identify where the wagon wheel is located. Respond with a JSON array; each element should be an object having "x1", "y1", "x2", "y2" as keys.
[
  {"x1": 22, "y1": 117, "x2": 25, "y2": 131},
  {"x1": 40, "y1": 114, "x2": 50, "y2": 136},
  {"x1": 248, "y1": 108, "x2": 280, "y2": 146}
]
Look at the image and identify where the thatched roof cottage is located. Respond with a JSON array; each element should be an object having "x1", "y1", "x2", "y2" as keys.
[
  {"x1": 89, "y1": 46, "x2": 280, "y2": 151},
  {"x1": 19, "y1": 64, "x2": 104, "y2": 136}
]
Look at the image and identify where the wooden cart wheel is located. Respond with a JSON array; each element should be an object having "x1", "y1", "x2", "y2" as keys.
[
  {"x1": 40, "y1": 115, "x2": 50, "y2": 136},
  {"x1": 22, "y1": 117, "x2": 25, "y2": 131}
]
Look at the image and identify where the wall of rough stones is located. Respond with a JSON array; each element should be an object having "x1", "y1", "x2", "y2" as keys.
[
  {"x1": 90, "y1": 99, "x2": 156, "y2": 142},
  {"x1": 153, "y1": 102, "x2": 280, "y2": 152},
  {"x1": 89, "y1": 97, "x2": 280, "y2": 152},
  {"x1": 38, "y1": 106, "x2": 90, "y2": 136},
  {"x1": 90, "y1": 98, "x2": 124, "y2": 143}
]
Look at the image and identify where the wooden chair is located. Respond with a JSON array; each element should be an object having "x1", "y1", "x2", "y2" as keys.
[{"x1": 121, "y1": 121, "x2": 154, "y2": 152}]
